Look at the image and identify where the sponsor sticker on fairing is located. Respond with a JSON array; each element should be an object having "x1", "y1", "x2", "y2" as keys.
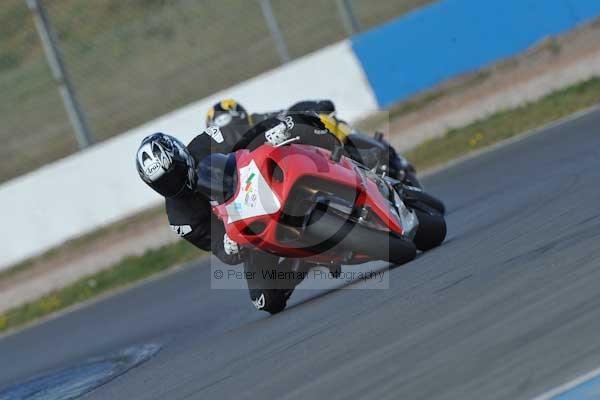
[{"x1": 224, "y1": 160, "x2": 280, "y2": 223}]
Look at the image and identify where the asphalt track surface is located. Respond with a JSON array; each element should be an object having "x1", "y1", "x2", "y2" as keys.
[{"x1": 2, "y1": 109, "x2": 600, "y2": 399}]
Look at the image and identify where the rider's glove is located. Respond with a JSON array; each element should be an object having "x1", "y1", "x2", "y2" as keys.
[
  {"x1": 223, "y1": 233, "x2": 239, "y2": 255},
  {"x1": 264, "y1": 122, "x2": 291, "y2": 146}
]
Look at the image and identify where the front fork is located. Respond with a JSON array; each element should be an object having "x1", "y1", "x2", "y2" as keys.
[{"x1": 391, "y1": 187, "x2": 419, "y2": 239}]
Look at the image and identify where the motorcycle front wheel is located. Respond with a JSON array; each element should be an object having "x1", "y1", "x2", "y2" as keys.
[{"x1": 413, "y1": 209, "x2": 446, "y2": 251}]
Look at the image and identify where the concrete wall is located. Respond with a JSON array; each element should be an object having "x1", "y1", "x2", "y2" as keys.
[
  {"x1": 351, "y1": 0, "x2": 600, "y2": 107},
  {"x1": 0, "y1": 40, "x2": 377, "y2": 270}
]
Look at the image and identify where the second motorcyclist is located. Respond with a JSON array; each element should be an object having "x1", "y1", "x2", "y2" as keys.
[{"x1": 206, "y1": 99, "x2": 423, "y2": 188}]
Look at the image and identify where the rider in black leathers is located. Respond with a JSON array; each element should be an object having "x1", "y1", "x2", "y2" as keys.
[
  {"x1": 151, "y1": 107, "x2": 352, "y2": 262},
  {"x1": 136, "y1": 110, "x2": 348, "y2": 266},
  {"x1": 164, "y1": 99, "x2": 420, "y2": 263},
  {"x1": 136, "y1": 99, "x2": 429, "y2": 311}
]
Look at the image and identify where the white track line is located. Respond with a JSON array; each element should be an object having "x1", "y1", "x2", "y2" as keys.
[{"x1": 531, "y1": 365, "x2": 600, "y2": 399}]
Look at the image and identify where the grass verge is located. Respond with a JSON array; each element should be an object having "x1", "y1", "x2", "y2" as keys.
[
  {"x1": 406, "y1": 77, "x2": 600, "y2": 170},
  {"x1": 1, "y1": 76, "x2": 599, "y2": 335},
  {"x1": 0, "y1": 240, "x2": 200, "y2": 333}
]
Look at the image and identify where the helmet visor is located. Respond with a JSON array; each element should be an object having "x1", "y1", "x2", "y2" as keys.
[{"x1": 152, "y1": 159, "x2": 190, "y2": 198}]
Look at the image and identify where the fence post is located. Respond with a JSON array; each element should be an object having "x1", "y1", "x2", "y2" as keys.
[
  {"x1": 259, "y1": 0, "x2": 290, "y2": 63},
  {"x1": 26, "y1": 0, "x2": 93, "y2": 149},
  {"x1": 336, "y1": 0, "x2": 361, "y2": 35}
]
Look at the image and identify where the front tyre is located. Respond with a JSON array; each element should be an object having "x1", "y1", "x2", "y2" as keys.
[{"x1": 413, "y1": 209, "x2": 446, "y2": 251}]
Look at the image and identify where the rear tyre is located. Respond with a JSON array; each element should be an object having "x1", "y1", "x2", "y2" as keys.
[
  {"x1": 244, "y1": 251, "x2": 288, "y2": 314},
  {"x1": 413, "y1": 209, "x2": 446, "y2": 251}
]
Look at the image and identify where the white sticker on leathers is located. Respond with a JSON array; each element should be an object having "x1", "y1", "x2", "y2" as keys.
[{"x1": 170, "y1": 225, "x2": 193, "y2": 236}]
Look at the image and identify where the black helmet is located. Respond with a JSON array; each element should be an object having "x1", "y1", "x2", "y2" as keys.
[
  {"x1": 205, "y1": 99, "x2": 251, "y2": 147},
  {"x1": 196, "y1": 153, "x2": 238, "y2": 204},
  {"x1": 136, "y1": 133, "x2": 196, "y2": 198}
]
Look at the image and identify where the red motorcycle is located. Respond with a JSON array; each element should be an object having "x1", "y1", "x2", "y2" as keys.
[{"x1": 210, "y1": 139, "x2": 446, "y2": 313}]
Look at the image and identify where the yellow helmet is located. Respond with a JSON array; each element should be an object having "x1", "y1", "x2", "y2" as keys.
[{"x1": 206, "y1": 99, "x2": 250, "y2": 128}]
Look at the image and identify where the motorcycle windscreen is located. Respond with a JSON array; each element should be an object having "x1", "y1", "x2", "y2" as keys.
[{"x1": 196, "y1": 153, "x2": 238, "y2": 204}]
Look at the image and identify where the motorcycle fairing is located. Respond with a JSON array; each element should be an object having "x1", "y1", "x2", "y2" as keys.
[{"x1": 213, "y1": 144, "x2": 408, "y2": 260}]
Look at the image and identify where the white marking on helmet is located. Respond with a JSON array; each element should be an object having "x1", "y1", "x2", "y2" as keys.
[
  {"x1": 138, "y1": 143, "x2": 166, "y2": 181},
  {"x1": 155, "y1": 142, "x2": 172, "y2": 169},
  {"x1": 214, "y1": 113, "x2": 233, "y2": 127}
]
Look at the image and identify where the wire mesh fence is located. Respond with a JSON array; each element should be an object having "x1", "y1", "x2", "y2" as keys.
[{"x1": 0, "y1": 0, "x2": 434, "y2": 184}]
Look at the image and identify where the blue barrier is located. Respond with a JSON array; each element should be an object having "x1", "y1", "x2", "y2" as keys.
[{"x1": 351, "y1": 0, "x2": 600, "y2": 107}]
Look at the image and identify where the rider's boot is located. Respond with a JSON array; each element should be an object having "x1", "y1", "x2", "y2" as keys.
[
  {"x1": 278, "y1": 259, "x2": 310, "y2": 300},
  {"x1": 327, "y1": 263, "x2": 342, "y2": 278}
]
